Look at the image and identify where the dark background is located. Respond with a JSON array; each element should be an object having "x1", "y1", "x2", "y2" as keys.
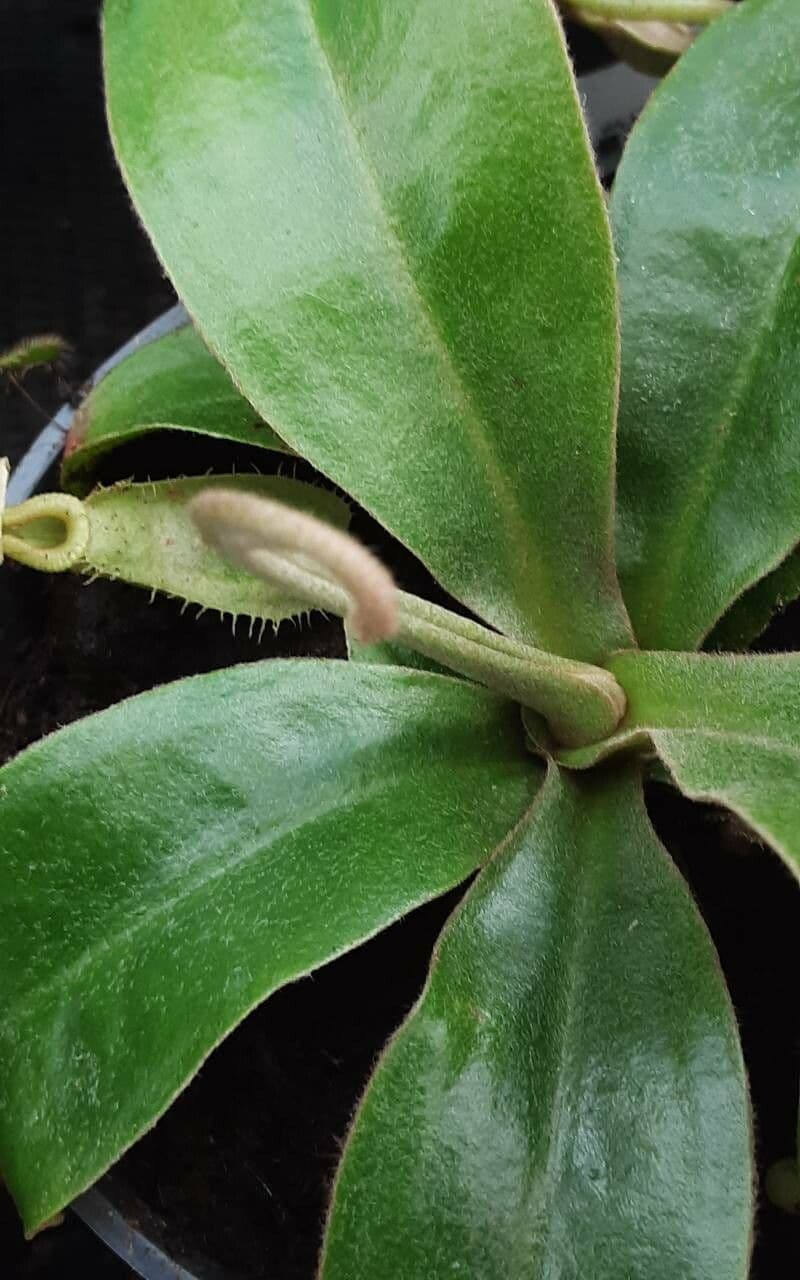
[
  {"x1": 1, "y1": 0, "x2": 166, "y2": 1271},
  {"x1": 0, "y1": 0, "x2": 175, "y2": 472}
]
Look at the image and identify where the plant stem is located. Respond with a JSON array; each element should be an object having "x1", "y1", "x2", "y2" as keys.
[
  {"x1": 393, "y1": 595, "x2": 625, "y2": 749},
  {"x1": 567, "y1": 0, "x2": 731, "y2": 20}
]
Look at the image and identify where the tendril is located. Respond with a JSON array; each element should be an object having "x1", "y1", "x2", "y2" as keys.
[{"x1": 189, "y1": 488, "x2": 397, "y2": 644}]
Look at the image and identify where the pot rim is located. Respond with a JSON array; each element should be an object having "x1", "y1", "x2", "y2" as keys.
[
  {"x1": 72, "y1": 1177, "x2": 234, "y2": 1280},
  {"x1": 6, "y1": 302, "x2": 188, "y2": 509}
]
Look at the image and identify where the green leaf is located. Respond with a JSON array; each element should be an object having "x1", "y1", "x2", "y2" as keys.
[
  {"x1": 103, "y1": 0, "x2": 632, "y2": 662},
  {"x1": 79, "y1": 473, "x2": 348, "y2": 625},
  {"x1": 612, "y1": 0, "x2": 800, "y2": 650},
  {"x1": 320, "y1": 764, "x2": 753, "y2": 1280},
  {"x1": 706, "y1": 546, "x2": 800, "y2": 652},
  {"x1": 0, "y1": 660, "x2": 537, "y2": 1232},
  {"x1": 564, "y1": 649, "x2": 800, "y2": 881},
  {"x1": 62, "y1": 325, "x2": 291, "y2": 495}
]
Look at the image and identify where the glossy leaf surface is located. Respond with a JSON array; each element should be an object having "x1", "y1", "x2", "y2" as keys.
[
  {"x1": 564, "y1": 650, "x2": 800, "y2": 881},
  {"x1": 0, "y1": 661, "x2": 537, "y2": 1231},
  {"x1": 104, "y1": 0, "x2": 631, "y2": 661},
  {"x1": 63, "y1": 325, "x2": 290, "y2": 494},
  {"x1": 612, "y1": 0, "x2": 800, "y2": 649},
  {"x1": 321, "y1": 764, "x2": 752, "y2": 1279},
  {"x1": 81, "y1": 473, "x2": 348, "y2": 624}
]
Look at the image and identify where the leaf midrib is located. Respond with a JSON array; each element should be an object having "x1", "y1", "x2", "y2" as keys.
[
  {"x1": 534, "y1": 777, "x2": 597, "y2": 1270},
  {"x1": 294, "y1": 0, "x2": 543, "y2": 627}
]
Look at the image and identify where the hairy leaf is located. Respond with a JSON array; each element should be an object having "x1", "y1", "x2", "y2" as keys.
[
  {"x1": 706, "y1": 547, "x2": 800, "y2": 652},
  {"x1": 562, "y1": 650, "x2": 800, "y2": 882},
  {"x1": 79, "y1": 473, "x2": 348, "y2": 625},
  {"x1": 0, "y1": 661, "x2": 537, "y2": 1231},
  {"x1": 321, "y1": 764, "x2": 752, "y2": 1280},
  {"x1": 103, "y1": 0, "x2": 632, "y2": 661},
  {"x1": 612, "y1": 0, "x2": 800, "y2": 649},
  {"x1": 63, "y1": 325, "x2": 290, "y2": 494}
]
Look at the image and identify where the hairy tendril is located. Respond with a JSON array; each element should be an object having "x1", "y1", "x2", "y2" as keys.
[{"x1": 189, "y1": 488, "x2": 627, "y2": 749}]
